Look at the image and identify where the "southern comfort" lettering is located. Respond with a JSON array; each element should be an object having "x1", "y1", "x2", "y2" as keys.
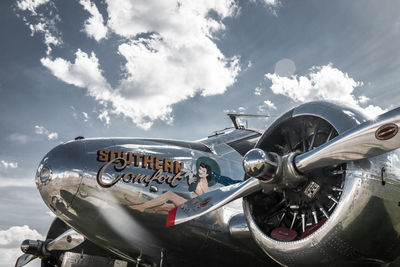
[
  {"x1": 97, "y1": 149, "x2": 184, "y2": 174},
  {"x1": 96, "y1": 150, "x2": 185, "y2": 188}
]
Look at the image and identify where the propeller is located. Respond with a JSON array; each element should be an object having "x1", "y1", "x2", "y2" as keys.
[
  {"x1": 15, "y1": 254, "x2": 36, "y2": 267},
  {"x1": 15, "y1": 229, "x2": 85, "y2": 267},
  {"x1": 166, "y1": 107, "x2": 400, "y2": 226},
  {"x1": 295, "y1": 107, "x2": 400, "y2": 173}
]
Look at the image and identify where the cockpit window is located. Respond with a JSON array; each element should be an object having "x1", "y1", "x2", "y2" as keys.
[
  {"x1": 198, "y1": 128, "x2": 261, "y2": 156},
  {"x1": 226, "y1": 135, "x2": 260, "y2": 156},
  {"x1": 199, "y1": 129, "x2": 260, "y2": 147}
]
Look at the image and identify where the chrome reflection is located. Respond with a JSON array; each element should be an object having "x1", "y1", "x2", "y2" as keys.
[
  {"x1": 36, "y1": 140, "x2": 85, "y2": 217},
  {"x1": 243, "y1": 149, "x2": 279, "y2": 180},
  {"x1": 38, "y1": 166, "x2": 52, "y2": 183},
  {"x1": 46, "y1": 229, "x2": 85, "y2": 251}
]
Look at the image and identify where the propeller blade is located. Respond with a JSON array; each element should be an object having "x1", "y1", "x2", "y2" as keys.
[
  {"x1": 166, "y1": 177, "x2": 261, "y2": 227},
  {"x1": 15, "y1": 254, "x2": 36, "y2": 267},
  {"x1": 46, "y1": 229, "x2": 85, "y2": 251},
  {"x1": 295, "y1": 107, "x2": 400, "y2": 173}
]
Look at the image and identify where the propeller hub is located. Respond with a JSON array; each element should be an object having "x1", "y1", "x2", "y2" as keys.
[{"x1": 243, "y1": 149, "x2": 280, "y2": 181}]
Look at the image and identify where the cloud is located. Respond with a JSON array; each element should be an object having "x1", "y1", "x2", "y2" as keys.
[
  {"x1": 257, "y1": 100, "x2": 277, "y2": 114},
  {"x1": 98, "y1": 109, "x2": 111, "y2": 126},
  {"x1": 106, "y1": 0, "x2": 238, "y2": 38},
  {"x1": 0, "y1": 225, "x2": 43, "y2": 267},
  {"x1": 114, "y1": 36, "x2": 239, "y2": 128},
  {"x1": 0, "y1": 160, "x2": 18, "y2": 169},
  {"x1": 16, "y1": 0, "x2": 49, "y2": 15},
  {"x1": 41, "y1": 50, "x2": 113, "y2": 125},
  {"x1": 0, "y1": 225, "x2": 43, "y2": 247},
  {"x1": 40, "y1": 50, "x2": 112, "y2": 100},
  {"x1": 41, "y1": 1, "x2": 241, "y2": 129},
  {"x1": 16, "y1": 0, "x2": 62, "y2": 55},
  {"x1": 265, "y1": 64, "x2": 386, "y2": 118},
  {"x1": 249, "y1": 0, "x2": 279, "y2": 7},
  {"x1": 261, "y1": 0, "x2": 279, "y2": 6},
  {"x1": 34, "y1": 125, "x2": 58, "y2": 140},
  {"x1": 264, "y1": 100, "x2": 277, "y2": 110},
  {"x1": 79, "y1": 0, "x2": 108, "y2": 41},
  {"x1": 358, "y1": 95, "x2": 370, "y2": 104},
  {"x1": 238, "y1": 106, "x2": 247, "y2": 113},
  {"x1": 250, "y1": 0, "x2": 280, "y2": 15}
]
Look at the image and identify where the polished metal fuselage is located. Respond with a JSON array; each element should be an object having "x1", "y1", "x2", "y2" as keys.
[
  {"x1": 36, "y1": 130, "x2": 266, "y2": 265},
  {"x1": 35, "y1": 101, "x2": 400, "y2": 266}
]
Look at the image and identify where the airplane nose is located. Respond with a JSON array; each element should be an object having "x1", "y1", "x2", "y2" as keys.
[{"x1": 36, "y1": 140, "x2": 85, "y2": 217}]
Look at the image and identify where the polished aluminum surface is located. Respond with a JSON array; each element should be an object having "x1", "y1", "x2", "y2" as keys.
[
  {"x1": 170, "y1": 177, "x2": 261, "y2": 226},
  {"x1": 35, "y1": 140, "x2": 85, "y2": 219},
  {"x1": 277, "y1": 152, "x2": 306, "y2": 189},
  {"x1": 35, "y1": 129, "x2": 264, "y2": 265},
  {"x1": 19, "y1": 239, "x2": 46, "y2": 255},
  {"x1": 46, "y1": 229, "x2": 85, "y2": 251},
  {"x1": 31, "y1": 101, "x2": 400, "y2": 266},
  {"x1": 295, "y1": 107, "x2": 400, "y2": 173},
  {"x1": 199, "y1": 128, "x2": 260, "y2": 146},
  {"x1": 61, "y1": 252, "x2": 129, "y2": 267},
  {"x1": 229, "y1": 214, "x2": 250, "y2": 239},
  {"x1": 292, "y1": 101, "x2": 366, "y2": 132},
  {"x1": 20, "y1": 241, "x2": 30, "y2": 253},
  {"x1": 15, "y1": 254, "x2": 36, "y2": 267},
  {"x1": 243, "y1": 149, "x2": 280, "y2": 180}
]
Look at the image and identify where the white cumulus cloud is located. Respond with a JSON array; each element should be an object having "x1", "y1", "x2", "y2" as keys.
[
  {"x1": 106, "y1": 0, "x2": 238, "y2": 39},
  {"x1": 265, "y1": 64, "x2": 386, "y2": 118},
  {"x1": 0, "y1": 225, "x2": 43, "y2": 247},
  {"x1": 0, "y1": 225, "x2": 43, "y2": 267},
  {"x1": 41, "y1": 50, "x2": 112, "y2": 101},
  {"x1": 79, "y1": 0, "x2": 108, "y2": 41},
  {"x1": 41, "y1": 1, "x2": 241, "y2": 129},
  {"x1": 34, "y1": 125, "x2": 58, "y2": 140}
]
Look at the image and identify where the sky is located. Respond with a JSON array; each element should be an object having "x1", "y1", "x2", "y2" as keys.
[{"x1": 1, "y1": 0, "x2": 400, "y2": 265}]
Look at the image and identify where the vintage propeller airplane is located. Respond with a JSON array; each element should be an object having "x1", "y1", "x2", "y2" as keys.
[{"x1": 16, "y1": 101, "x2": 400, "y2": 267}]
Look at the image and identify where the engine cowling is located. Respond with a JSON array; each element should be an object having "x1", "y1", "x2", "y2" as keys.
[{"x1": 243, "y1": 101, "x2": 400, "y2": 266}]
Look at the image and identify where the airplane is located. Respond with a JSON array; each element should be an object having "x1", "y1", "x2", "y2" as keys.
[{"x1": 16, "y1": 101, "x2": 400, "y2": 267}]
